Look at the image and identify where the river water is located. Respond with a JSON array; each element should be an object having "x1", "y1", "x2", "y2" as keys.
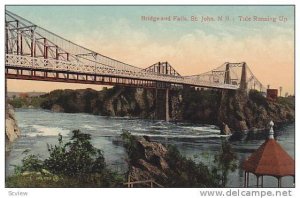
[{"x1": 6, "y1": 108, "x2": 295, "y2": 188}]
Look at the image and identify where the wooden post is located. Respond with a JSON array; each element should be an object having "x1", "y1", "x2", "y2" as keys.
[
  {"x1": 279, "y1": 177, "x2": 282, "y2": 188},
  {"x1": 244, "y1": 171, "x2": 247, "y2": 187},
  {"x1": 247, "y1": 172, "x2": 249, "y2": 187},
  {"x1": 261, "y1": 175, "x2": 263, "y2": 187},
  {"x1": 256, "y1": 175, "x2": 259, "y2": 187},
  {"x1": 128, "y1": 175, "x2": 130, "y2": 188}
]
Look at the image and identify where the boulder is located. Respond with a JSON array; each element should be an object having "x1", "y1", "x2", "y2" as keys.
[
  {"x1": 136, "y1": 137, "x2": 169, "y2": 170},
  {"x1": 128, "y1": 136, "x2": 169, "y2": 185},
  {"x1": 239, "y1": 120, "x2": 248, "y2": 132},
  {"x1": 51, "y1": 104, "x2": 64, "y2": 112},
  {"x1": 221, "y1": 122, "x2": 231, "y2": 135},
  {"x1": 5, "y1": 118, "x2": 20, "y2": 142}
]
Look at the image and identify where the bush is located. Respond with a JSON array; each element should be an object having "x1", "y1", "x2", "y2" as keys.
[
  {"x1": 213, "y1": 139, "x2": 237, "y2": 187},
  {"x1": 7, "y1": 130, "x2": 124, "y2": 187},
  {"x1": 8, "y1": 96, "x2": 44, "y2": 108},
  {"x1": 44, "y1": 130, "x2": 106, "y2": 177},
  {"x1": 165, "y1": 145, "x2": 221, "y2": 187}
]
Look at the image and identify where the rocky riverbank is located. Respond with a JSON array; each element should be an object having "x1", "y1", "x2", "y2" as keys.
[
  {"x1": 121, "y1": 131, "x2": 222, "y2": 187},
  {"x1": 5, "y1": 104, "x2": 20, "y2": 151},
  {"x1": 10, "y1": 86, "x2": 295, "y2": 133}
]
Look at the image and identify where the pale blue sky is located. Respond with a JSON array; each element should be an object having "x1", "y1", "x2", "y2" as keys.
[{"x1": 6, "y1": 5, "x2": 294, "y2": 42}]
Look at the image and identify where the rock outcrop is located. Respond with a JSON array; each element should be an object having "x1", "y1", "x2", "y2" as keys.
[
  {"x1": 122, "y1": 133, "x2": 221, "y2": 187},
  {"x1": 221, "y1": 122, "x2": 231, "y2": 135},
  {"x1": 6, "y1": 104, "x2": 20, "y2": 151},
  {"x1": 218, "y1": 90, "x2": 295, "y2": 133},
  {"x1": 40, "y1": 87, "x2": 155, "y2": 118},
  {"x1": 127, "y1": 136, "x2": 169, "y2": 184},
  {"x1": 129, "y1": 137, "x2": 169, "y2": 181},
  {"x1": 38, "y1": 87, "x2": 294, "y2": 133}
]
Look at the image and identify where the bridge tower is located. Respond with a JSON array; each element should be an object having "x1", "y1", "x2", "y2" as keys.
[
  {"x1": 240, "y1": 62, "x2": 247, "y2": 91},
  {"x1": 144, "y1": 62, "x2": 180, "y2": 121},
  {"x1": 224, "y1": 63, "x2": 231, "y2": 84}
]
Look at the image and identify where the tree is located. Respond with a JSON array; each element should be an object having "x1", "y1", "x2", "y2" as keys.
[
  {"x1": 44, "y1": 130, "x2": 106, "y2": 177},
  {"x1": 213, "y1": 138, "x2": 237, "y2": 187}
]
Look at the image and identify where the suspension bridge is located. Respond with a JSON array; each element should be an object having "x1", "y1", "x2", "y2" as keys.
[{"x1": 5, "y1": 10, "x2": 266, "y2": 121}]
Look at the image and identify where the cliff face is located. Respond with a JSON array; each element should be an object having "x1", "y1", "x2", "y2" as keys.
[
  {"x1": 218, "y1": 90, "x2": 295, "y2": 132},
  {"x1": 38, "y1": 87, "x2": 294, "y2": 132},
  {"x1": 40, "y1": 87, "x2": 156, "y2": 119},
  {"x1": 6, "y1": 104, "x2": 21, "y2": 151}
]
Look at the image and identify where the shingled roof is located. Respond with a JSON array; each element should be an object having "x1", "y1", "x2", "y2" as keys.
[{"x1": 243, "y1": 138, "x2": 295, "y2": 177}]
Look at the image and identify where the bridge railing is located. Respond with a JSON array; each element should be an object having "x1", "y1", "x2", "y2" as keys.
[{"x1": 6, "y1": 54, "x2": 239, "y2": 90}]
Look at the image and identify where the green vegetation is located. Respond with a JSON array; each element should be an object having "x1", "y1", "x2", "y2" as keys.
[
  {"x1": 6, "y1": 130, "x2": 124, "y2": 188},
  {"x1": 8, "y1": 95, "x2": 44, "y2": 108},
  {"x1": 213, "y1": 139, "x2": 238, "y2": 187},
  {"x1": 165, "y1": 145, "x2": 221, "y2": 187},
  {"x1": 121, "y1": 130, "x2": 144, "y2": 165},
  {"x1": 40, "y1": 89, "x2": 82, "y2": 113},
  {"x1": 7, "y1": 130, "x2": 238, "y2": 188},
  {"x1": 165, "y1": 140, "x2": 237, "y2": 187},
  {"x1": 277, "y1": 96, "x2": 295, "y2": 109}
]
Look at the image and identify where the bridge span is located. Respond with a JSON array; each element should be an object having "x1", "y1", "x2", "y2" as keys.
[{"x1": 5, "y1": 10, "x2": 266, "y2": 121}]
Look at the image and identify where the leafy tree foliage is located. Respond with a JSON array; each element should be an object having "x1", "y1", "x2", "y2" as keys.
[
  {"x1": 165, "y1": 145, "x2": 221, "y2": 187},
  {"x1": 213, "y1": 138, "x2": 238, "y2": 187},
  {"x1": 9, "y1": 130, "x2": 123, "y2": 187},
  {"x1": 44, "y1": 130, "x2": 106, "y2": 177}
]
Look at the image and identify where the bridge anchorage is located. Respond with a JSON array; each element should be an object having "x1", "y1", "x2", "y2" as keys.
[{"x1": 5, "y1": 10, "x2": 266, "y2": 121}]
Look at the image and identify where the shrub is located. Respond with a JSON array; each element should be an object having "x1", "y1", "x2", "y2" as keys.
[
  {"x1": 44, "y1": 130, "x2": 106, "y2": 177},
  {"x1": 213, "y1": 139, "x2": 238, "y2": 187},
  {"x1": 7, "y1": 130, "x2": 124, "y2": 187},
  {"x1": 165, "y1": 145, "x2": 221, "y2": 187}
]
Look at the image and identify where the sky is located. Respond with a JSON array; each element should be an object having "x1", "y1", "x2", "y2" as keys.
[{"x1": 6, "y1": 5, "x2": 295, "y2": 94}]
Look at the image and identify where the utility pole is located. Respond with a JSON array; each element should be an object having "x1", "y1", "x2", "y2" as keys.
[{"x1": 279, "y1": 87, "x2": 282, "y2": 97}]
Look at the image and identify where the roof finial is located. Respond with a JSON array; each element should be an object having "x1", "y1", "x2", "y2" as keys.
[{"x1": 269, "y1": 120, "x2": 274, "y2": 139}]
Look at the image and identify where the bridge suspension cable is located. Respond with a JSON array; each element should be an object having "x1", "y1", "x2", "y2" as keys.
[{"x1": 5, "y1": 10, "x2": 265, "y2": 91}]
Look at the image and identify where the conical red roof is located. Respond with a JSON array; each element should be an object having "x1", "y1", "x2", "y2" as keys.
[{"x1": 243, "y1": 139, "x2": 295, "y2": 177}]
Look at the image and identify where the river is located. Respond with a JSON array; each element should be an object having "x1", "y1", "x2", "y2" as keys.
[{"x1": 6, "y1": 108, "x2": 295, "y2": 187}]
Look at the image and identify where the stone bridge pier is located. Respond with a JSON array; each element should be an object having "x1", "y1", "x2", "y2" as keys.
[{"x1": 155, "y1": 83, "x2": 170, "y2": 122}]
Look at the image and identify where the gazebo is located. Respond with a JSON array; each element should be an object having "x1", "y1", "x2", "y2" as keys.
[{"x1": 242, "y1": 121, "x2": 295, "y2": 187}]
